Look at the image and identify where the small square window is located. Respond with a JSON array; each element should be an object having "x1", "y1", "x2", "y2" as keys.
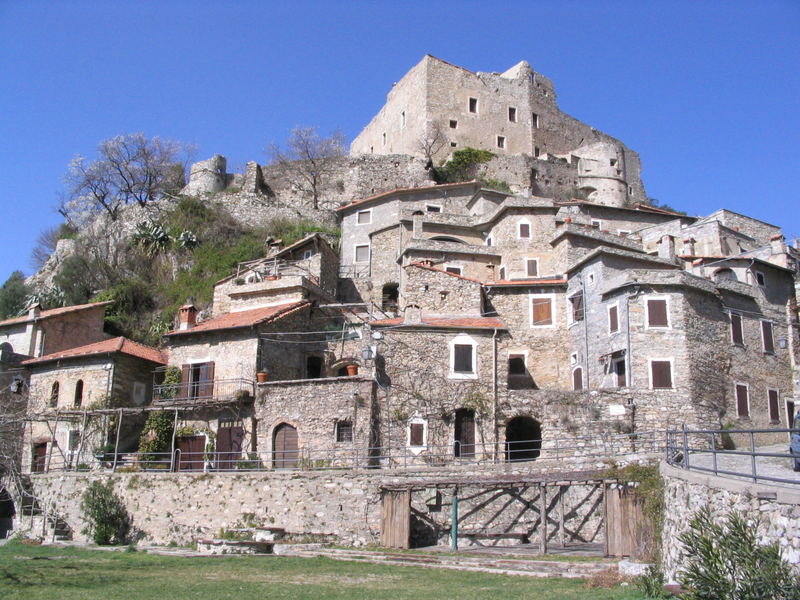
[
  {"x1": 468, "y1": 97, "x2": 478, "y2": 113},
  {"x1": 335, "y1": 421, "x2": 353, "y2": 443},
  {"x1": 450, "y1": 141, "x2": 457, "y2": 147},
  {"x1": 532, "y1": 112, "x2": 539, "y2": 128},
  {"x1": 497, "y1": 136, "x2": 505, "y2": 149},
  {"x1": 449, "y1": 119, "x2": 458, "y2": 129},
  {"x1": 651, "y1": 360, "x2": 673, "y2": 389},
  {"x1": 485, "y1": 237, "x2": 493, "y2": 247},
  {"x1": 426, "y1": 204, "x2": 442, "y2": 213},
  {"x1": 591, "y1": 220, "x2": 602, "y2": 229},
  {"x1": 354, "y1": 245, "x2": 370, "y2": 263},
  {"x1": 356, "y1": 210, "x2": 371, "y2": 225},
  {"x1": 526, "y1": 258, "x2": 538, "y2": 277},
  {"x1": 302, "y1": 249, "x2": 313, "y2": 260},
  {"x1": 445, "y1": 265, "x2": 462, "y2": 276},
  {"x1": 508, "y1": 107, "x2": 517, "y2": 122}
]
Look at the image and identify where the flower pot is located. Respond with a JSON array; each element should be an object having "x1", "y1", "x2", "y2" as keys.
[
  {"x1": 256, "y1": 371, "x2": 268, "y2": 383},
  {"x1": 267, "y1": 275, "x2": 278, "y2": 281},
  {"x1": 346, "y1": 364, "x2": 359, "y2": 376}
]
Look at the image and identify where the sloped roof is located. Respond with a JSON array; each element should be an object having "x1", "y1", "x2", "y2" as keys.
[
  {"x1": 335, "y1": 181, "x2": 479, "y2": 213},
  {"x1": 165, "y1": 301, "x2": 310, "y2": 337},
  {"x1": 0, "y1": 301, "x2": 112, "y2": 328},
  {"x1": 485, "y1": 278, "x2": 567, "y2": 288},
  {"x1": 404, "y1": 262, "x2": 484, "y2": 284},
  {"x1": 23, "y1": 336, "x2": 165, "y2": 366},
  {"x1": 370, "y1": 315, "x2": 506, "y2": 330}
]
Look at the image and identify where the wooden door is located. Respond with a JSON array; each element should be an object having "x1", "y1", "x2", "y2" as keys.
[
  {"x1": 176, "y1": 436, "x2": 205, "y2": 471},
  {"x1": 381, "y1": 490, "x2": 410, "y2": 549},
  {"x1": 32, "y1": 443, "x2": 47, "y2": 473},
  {"x1": 216, "y1": 425, "x2": 244, "y2": 470},
  {"x1": 272, "y1": 424, "x2": 298, "y2": 469},
  {"x1": 605, "y1": 484, "x2": 649, "y2": 558},
  {"x1": 454, "y1": 409, "x2": 475, "y2": 457}
]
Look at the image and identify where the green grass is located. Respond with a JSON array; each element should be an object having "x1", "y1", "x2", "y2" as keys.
[{"x1": 0, "y1": 541, "x2": 645, "y2": 600}]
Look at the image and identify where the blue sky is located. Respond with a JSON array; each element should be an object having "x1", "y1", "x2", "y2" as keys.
[{"x1": 1, "y1": 0, "x2": 798, "y2": 283}]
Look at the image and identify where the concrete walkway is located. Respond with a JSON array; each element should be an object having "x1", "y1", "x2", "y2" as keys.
[{"x1": 686, "y1": 444, "x2": 800, "y2": 488}]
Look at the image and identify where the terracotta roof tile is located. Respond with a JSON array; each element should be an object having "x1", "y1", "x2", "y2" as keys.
[
  {"x1": 165, "y1": 301, "x2": 310, "y2": 336},
  {"x1": 0, "y1": 301, "x2": 112, "y2": 328},
  {"x1": 370, "y1": 315, "x2": 506, "y2": 330},
  {"x1": 22, "y1": 336, "x2": 165, "y2": 366}
]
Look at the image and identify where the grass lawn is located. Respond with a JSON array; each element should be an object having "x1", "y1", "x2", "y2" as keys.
[{"x1": 0, "y1": 541, "x2": 646, "y2": 600}]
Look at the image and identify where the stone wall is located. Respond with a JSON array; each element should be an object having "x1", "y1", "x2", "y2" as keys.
[{"x1": 660, "y1": 461, "x2": 800, "y2": 582}]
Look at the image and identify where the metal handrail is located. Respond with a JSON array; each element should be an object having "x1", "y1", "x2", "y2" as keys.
[{"x1": 153, "y1": 378, "x2": 254, "y2": 404}]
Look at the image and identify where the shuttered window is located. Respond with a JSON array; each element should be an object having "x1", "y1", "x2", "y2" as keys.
[
  {"x1": 531, "y1": 296, "x2": 553, "y2": 326},
  {"x1": 572, "y1": 367, "x2": 583, "y2": 391},
  {"x1": 526, "y1": 259, "x2": 538, "y2": 277},
  {"x1": 730, "y1": 313, "x2": 743, "y2": 346},
  {"x1": 761, "y1": 321, "x2": 775, "y2": 354},
  {"x1": 736, "y1": 384, "x2": 750, "y2": 418},
  {"x1": 409, "y1": 423, "x2": 424, "y2": 446},
  {"x1": 518, "y1": 222, "x2": 531, "y2": 239},
  {"x1": 768, "y1": 389, "x2": 780, "y2": 423},
  {"x1": 647, "y1": 299, "x2": 669, "y2": 328},
  {"x1": 453, "y1": 345, "x2": 473, "y2": 373},
  {"x1": 608, "y1": 305, "x2": 619, "y2": 334},
  {"x1": 650, "y1": 361, "x2": 673, "y2": 389},
  {"x1": 570, "y1": 293, "x2": 584, "y2": 322}
]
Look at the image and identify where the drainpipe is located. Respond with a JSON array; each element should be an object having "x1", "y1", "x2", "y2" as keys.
[
  {"x1": 625, "y1": 287, "x2": 642, "y2": 388},
  {"x1": 492, "y1": 328, "x2": 498, "y2": 460},
  {"x1": 580, "y1": 275, "x2": 590, "y2": 389},
  {"x1": 787, "y1": 299, "x2": 798, "y2": 399}
]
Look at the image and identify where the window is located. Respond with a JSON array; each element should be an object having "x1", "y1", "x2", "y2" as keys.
[
  {"x1": 646, "y1": 298, "x2": 670, "y2": 328},
  {"x1": 507, "y1": 354, "x2": 535, "y2": 390},
  {"x1": 302, "y1": 249, "x2": 313, "y2": 260},
  {"x1": 335, "y1": 421, "x2": 353, "y2": 443},
  {"x1": 49, "y1": 381, "x2": 59, "y2": 407},
  {"x1": 608, "y1": 304, "x2": 619, "y2": 334},
  {"x1": 508, "y1": 107, "x2": 517, "y2": 122},
  {"x1": 755, "y1": 271, "x2": 766, "y2": 288},
  {"x1": 449, "y1": 334, "x2": 477, "y2": 379},
  {"x1": 182, "y1": 362, "x2": 215, "y2": 400},
  {"x1": 496, "y1": 136, "x2": 505, "y2": 149},
  {"x1": 531, "y1": 112, "x2": 539, "y2": 128},
  {"x1": 73, "y1": 380, "x2": 84, "y2": 407},
  {"x1": 356, "y1": 210, "x2": 371, "y2": 225},
  {"x1": 570, "y1": 352, "x2": 578, "y2": 365},
  {"x1": 735, "y1": 383, "x2": 750, "y2": 418},
  {"x1": 569, "y1": 292, "x2": 584, "y2": 323},
  {"x1": 382, "y1": 132, "x2": 386, "y2": 146},
  {"x1": 526, "y1": 258, "x2": 539, "y2": 277},
  {"x1": 518, "y1": 221, "x2": 531, "y2": 239},
  {"x1": 730, "y1": 313, "x2": 744, "y2": 346},
  {"x1": 445, "y1": 265, "x2": 462, "y2": 276},
  {"x1": 132, "y1": 382, "x2": 146, "y2": 405},
  {"x1": 450, "y1": 141, "x2": 457, "y2": 147},
  {"x1": 306, "y1": 356, "x2": 323, "y2": 379},
  {"x1": 426, "y1": 204, "x2": 442, "y2": 213},
  {"x1": 530, "y1": 294, "x2": 554, "y2": 327},
  {"x1": 768, "y1": 389, "x2": 780, "y2": 423},
  {"x1": 499, "y1": 266, "x2": 506, "y2": 280},
  {"x1": 409, "y1": 422, "x2": 425, "y2": 446},
  {"x1": 485, "y1": 236, "x2": 493, "y2": 247},
  {"x1": 761, "y1": 320, "x2": 775, "y2": 354},
  {"x1": 618, "y1": 230, "x2": 631, "y2": 237},
  {"x1": 612, "y1": 357, "x2": 626, "y2": 388},
  {"x1": 534, "y1": 146, "x2": 541, "y2": 158},
  {"x1": 508, "y1": 355, "x2": 526, "y2": 375},
  {"x1": 67, "y1": 430, "x2": 80, "y2": 463},
  {"x1": 468, "y1": 97, "x2": 478, "y2": 113},
  {"x1": 400, "y1": 111, "x2": 406, "y2": 129},
  {"x1": 650, "y1": 360, "x2": 673, "y2": 389},
  {"x1": 449, "y1": 119, "x2": 458, "y2": 129},
  {"x1": 354, "y1": 244, "x2": 370, "y2": 263},
  {"x1": 591, "y1": 219, "x2": 602, "y2": 229},
  {"x1": 572, "y1": 367, "x2": 583, "y2": 391}
]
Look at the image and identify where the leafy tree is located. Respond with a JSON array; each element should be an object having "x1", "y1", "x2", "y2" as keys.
[
  {"x1": 81, "y1": 480, "x2": 131, "y2": 545},
  {"x1": 434, "y1": 147, "x2": 495, "y2": 183},
  {"x1": 268, "y1": 126, "x2": 346, "y2": 209},
  {"x1": 60, "y1": 133, "x2": 195, "y2": 225},
  {"x1": 0, "y1": 272, "x2": 30, "y2": 319},
  {"x1": 678, "y1": 506, "x2": 800, "y2": 600}
]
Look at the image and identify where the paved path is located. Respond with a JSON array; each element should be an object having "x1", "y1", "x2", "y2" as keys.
[{"x1": 686, "y1": 444, "x2": 800, "y2": 488}]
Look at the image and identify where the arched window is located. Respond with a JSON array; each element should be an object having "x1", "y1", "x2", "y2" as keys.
[
  {"x1": 49, "y1": 382, "x2": 59, "y2": 407},
  {"x1": 714, "y1": 268, "x2": 737, "y2": 283},
  {"x1": 572, "y1": 367, "x2": 584, "y2": 391},
  {"x1": 73, "y1": 380, "x2": 84, "y2": 407}
]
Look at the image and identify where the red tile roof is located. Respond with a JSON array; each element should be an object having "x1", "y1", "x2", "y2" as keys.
[
  {"x1": 22, "y1": 336, "x2": 165, "y2": 366},
  {"x1": 370, "y1": 315, "x2": 506, "y2": 330},
  {"x1": 165, "y1": 301, "x2": 310, "y2": 336},
  {"x1": 0, "y1": 301, "x2": 112, "y2": 328},
  {"x1": 335, "y1": 181, "x2": 478, "y2": 212}
]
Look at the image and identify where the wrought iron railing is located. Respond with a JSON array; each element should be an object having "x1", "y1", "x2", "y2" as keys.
[
  {"x1": 152, "y1": 378, "x2": 254, "y2": 404},
  {"x1": 338, "y1": 264, "x2": 371, "y2": 279},
  {"x1": 666, "y1": 426, "x2": 800, "y2": 487}
]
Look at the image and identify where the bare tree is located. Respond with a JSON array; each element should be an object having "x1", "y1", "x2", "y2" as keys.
[
  {"x1": 417, "y1": 121, "x2": 447, "y2": 168},
  {"x1": 268, "y1": 127, "x2": 346, "y2": 209},
  {"x1": 59, "y1": 133, "x2": 195, "y2": 226}
]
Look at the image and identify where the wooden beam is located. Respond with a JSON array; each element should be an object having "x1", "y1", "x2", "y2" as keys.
[{"x1": 539, "y1": 482, "x2": 547, "y2": 555}]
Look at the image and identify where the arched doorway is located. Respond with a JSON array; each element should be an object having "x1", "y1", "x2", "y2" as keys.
[
  {"x1": 381, "y1": 283, "x2": 399, "y2": 312},
  {"x1": 273, "y1": 423, "x2": 298, "y2": 469},
  {"x1": 0, "y1": 486, "x2": 15, "y2": 538},
  {"x1": 505, "y1": 416, "x2": 541, "y2": 462},
  {"x1": 453, "y1": 408, "x2": 475, "y2": 457}
]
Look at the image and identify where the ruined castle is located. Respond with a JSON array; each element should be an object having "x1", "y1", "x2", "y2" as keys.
[{"x1": 2, "y1": 56, "x2": 799, "y2": 571}]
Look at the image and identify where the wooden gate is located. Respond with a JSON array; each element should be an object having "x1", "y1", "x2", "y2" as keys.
[
  {"x1": 604, "y1": 484, "x2": 649, "y2": 558},
  {"x1": 216, "y1": 424, "x2": 244, "y2": 470},
  {"x1": 381, "y1": 490, "x2": 410, "y2": 549},
  {"x1": 176, "y1": 436, "x2": 205, "y2": 472},
  {"x1": 454, "y1": 409, "x2": 475, "y2": 457},
  {"x1": 273, "y1": 424, "x2": 298, "y2": 469}
]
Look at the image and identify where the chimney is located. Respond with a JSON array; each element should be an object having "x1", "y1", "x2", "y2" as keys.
[
  {"x1": 658, "y1": 234, "x2": 676, "y2": 260},
  {"x1": 404, "y1": 304, "x2": 422, "y2": 325},
  {"x1": 178, "y1": 304, "x2": 197, "y2": 330},
  {"x1": 27, "y1": 302, "x2": 41, "y2": 319},
  {"x1": 412, "y1": 211, "x2": 423, "y2": 238},
  {"x1": 682, "y1": 237, "x2": 696, "y2": 256},
  {"x1": 770, "y1": 233, "x2": 786, "y2": 254}
]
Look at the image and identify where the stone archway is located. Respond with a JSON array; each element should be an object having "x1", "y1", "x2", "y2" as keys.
[{"x1": 505, "y1": 416, "x2": 541, "y2": 462}]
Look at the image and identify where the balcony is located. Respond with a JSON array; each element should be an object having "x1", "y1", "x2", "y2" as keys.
[
  {"x1": 339, "y1": 264, "x2": 371, "y2": 279},
  {"x1": 153, "y1": 378, "x2": 255, "y2": 405}
]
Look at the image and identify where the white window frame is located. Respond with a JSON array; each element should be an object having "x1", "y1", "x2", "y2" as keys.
[
  {"x1": 610, "y1": 356, "x2": 627, "y2": 388},
  {"x1": 302, "y1": 249, "x2": 313, "y2": 260},
  {"x1": 354, "y1": 244, "x2": 370, "y2": 264},
  {"x1": 449, "y1": 333, "x2": 478, "y2": 380},
  {"x1": 531, "y1": 112, "x2": 539, "y2": 128},
  {"x1": 644, "y1": 295, "x2": 671, "y2": 330},
  {"x1": 767, "y1": 388, "x2": 780, "y2": 423},
  {"x1": 591, "y1": 219, "x2": 602, "y2": 229},
  {"x1": 529, "y1": 293, "x2": 556, "y2": 329},
  {"x1": 571, "y1": 366, "x2": 584, "y2": 391},
  {"x1": 407, "y1": 414, "x2": 428, "y2": 454},
  {"x1": 569, "y1": 352, "x2": 578, "y2": 365},
  {"x1": 525, "y1": 257, "x2": 539, "y2": 278},
  {"x1": 498, "y1": 265, "x2": 506, "y2": 280},
  {"x1": 754, "y1": 270, "x2": 766, "y2": 288},
  {"x1": 468, "y1": 97, "x2": 478, "y2": 114},
  {"x1": 485, "y1": 236, "x2": 493, "y2": 247},
  {"x1": 356, "y1": 209, "x2": 372, "y2": 225},
  {"x1": 648, "y1": 358, "x2": 675, "y2": 390},
  {"x1": 508, "y1": 106, "x2": 517, "y2": 122},
  {"x1": 518, "y1": 219, "x2": 532, "y2": 240},
  {"x1": 734, "y1": 381, "x2": 751, "y2": 418},
  {"x1": 608, "y1": 302, "x2": 620, "y2": 335},
  {"x1": 425, "y1": 204, "x2": 442, "y2": 213},
  {"x1": 760, "y1": 319, "x2": 775, "y2": 354},
  {"x1": 444, "y1": 265, "x2": 463, "y2": 276}
]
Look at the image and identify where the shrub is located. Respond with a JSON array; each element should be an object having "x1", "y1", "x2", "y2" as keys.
[
  {"x1": 434, "y1": 147, "x2": 495, "y2": 183},
  {"x1": 138, "y1": 411, "x2": 174, "y2": 462},
  {"x1": 678, "y1": 506, "x2": 800, "y2": 600},
  {"x1": 635, "y1": 564, "x2": 672, "y2": 599},
  {"x1": 81, "y1": 480, "x2": 131, "y2": 545}
]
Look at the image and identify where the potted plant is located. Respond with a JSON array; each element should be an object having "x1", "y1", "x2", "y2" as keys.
[
  {"x1": 256, "y1": 371, "x2": 268, "y2": 383},
  {"x1": 346, "y1": 364, "x2": 359, "y2": 376}
]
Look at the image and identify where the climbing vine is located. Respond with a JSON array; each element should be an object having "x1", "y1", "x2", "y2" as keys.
[{"x1": 138, "y1": 411, "x2": 174, "y2": 458}]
